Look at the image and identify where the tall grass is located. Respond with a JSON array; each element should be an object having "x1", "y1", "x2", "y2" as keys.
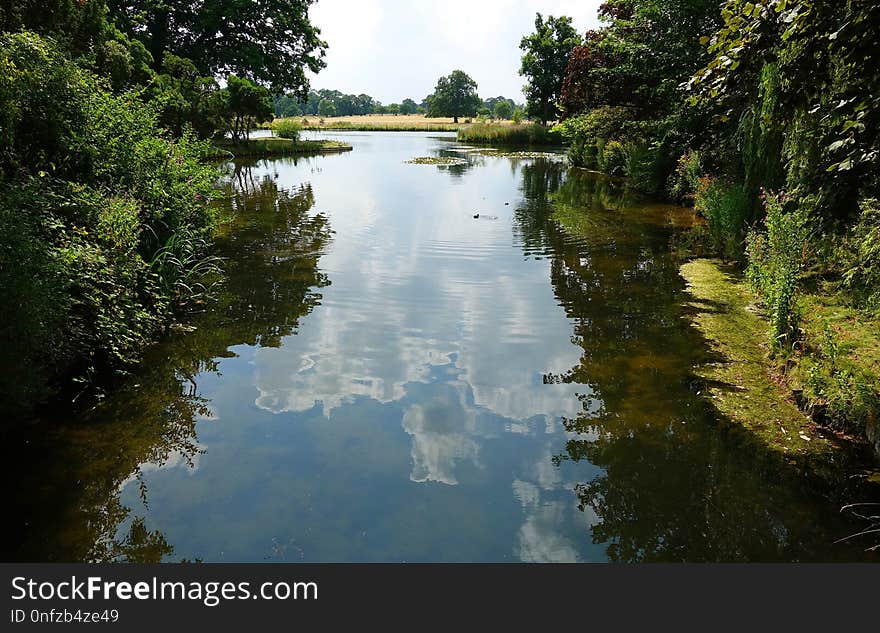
[{"x1": 457, "y1": 123, "x2": 561, "y2": 145}]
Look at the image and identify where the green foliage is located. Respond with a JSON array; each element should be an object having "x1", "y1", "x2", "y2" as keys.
[
  {"x1": 0, "y1": 32, "x2": 217, "y2": 417},
  {"x1": 493, "y1": 100, "x2": 514, "y2": 120},
  {"x1": 317, "y1": 97, "x2": 336, "y2": 117},
  {"x1": 746, "y1": 193, "x2": 809, "y2": 351},
  {"x1": 0, "y1": 0, "x2": 112, "y2": 59},
  {"x1": 668, "y1": 151, "x2": 704, "y2": 204},
  {"x1": 801, "y1": 326, "x2": 880, "y2": 437},
  {"x1": 839, "y1": 198, "x2": 880, "y2": 312},
  {"x1": 695, "y1": 178, "x2": 751, "y2": 260},
  {"x1": 215, "y1": 75, "x2": 273, "y2": 142},
  {"x1": 554, "y1": 106, "x2": 636, "y2": 168},
  {"x1": 273, "y1": 118, "x2": 302, "y2": 140},
  {"x1": 272, "y1": 93, "x2": 302, "y2": 118},
  {"x1": 400, "y1": 98, "x2": 419, "y2": 115},
  {"x1": 511, "y1": 107, "x2": 525, "y2": 124},
  {"x1": 599, "y1": 140, "x2": 627, "y2": 175},
  {"x1": 457, "y1": 123, "x2": 561, "y2": 146},
  {"x1": 519, "y1": 13, "x2": 582, "y2": 124},
  {"x1": 148, "y1": 53, "x2": 220, "y2": 138},
  {"x1": 690, "y1": 0, "x2": 880, "y2": 224},
  {"x1": 106, "y1": 0, "x2": 327, "y2": 96},
  {"x1": 426, "y1": 70, "x2": 481, "y2": 122}
]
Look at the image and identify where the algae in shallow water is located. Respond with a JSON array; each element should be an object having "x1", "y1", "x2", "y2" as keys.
[
  {"x1": 680, "y1": 258, "x2": 848, "y2": 469},
  {"x1": 405, "y1": 156, "x2": 468, "y2": 166}
]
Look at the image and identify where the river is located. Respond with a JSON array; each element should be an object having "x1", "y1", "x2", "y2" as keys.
[{"x1": 5, "y1": 131, "x2": 875, "y2": 562}]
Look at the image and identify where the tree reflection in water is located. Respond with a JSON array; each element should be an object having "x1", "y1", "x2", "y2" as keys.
[
  {"x1": 5, "y1": 166, "x2": 332, "y2": 561},
  {"x1": 514, "y1": 161, "x2": 872, "y2": 562}
]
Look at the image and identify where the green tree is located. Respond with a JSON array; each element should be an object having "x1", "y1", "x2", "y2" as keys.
[
  {"x1": 400, "y1": 98, "x2": 418, "y2": 115},
  {"x1": 106, "y1": 0, "x2": 327, "y2": 96},
  {"x1": 219, "y1": 75, "x2": 273, "y2": 142},
  {"x1": 426, "y1": 70, "x2": 481, "y2": 123},
  {"x1": 317, "y1": 97, "x2": 336, "y2": 117},
  {"x1": 493, "y1": 100, "x2": 514, "y2": 120},
  {"x1": 149, "y1": 53, "x2": 220, "y2": 138},
  {"x1": 519, "y1": 13, "x2": 582, "y2": 124}
]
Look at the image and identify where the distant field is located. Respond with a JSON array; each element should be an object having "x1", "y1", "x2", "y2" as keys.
[{"x1": 272, "y1": 114, "x2": 517, "y2": 132}]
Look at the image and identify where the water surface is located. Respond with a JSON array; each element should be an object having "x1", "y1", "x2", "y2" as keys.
[{"x1": 6, "y1": 132, "x2": 877, "y2": 562}]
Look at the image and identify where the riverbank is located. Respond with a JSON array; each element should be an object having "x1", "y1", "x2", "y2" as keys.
[
  {"x1": 207, "y1": 138, "x2": 352, "y2": 159},
  {"x1": 681, "y1": 258, "x2": 879, "y2": 475}
]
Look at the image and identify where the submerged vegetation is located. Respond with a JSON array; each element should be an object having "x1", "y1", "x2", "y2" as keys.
[{"x1": 405, "y1": 156, "x2": 468, "y2": 166}]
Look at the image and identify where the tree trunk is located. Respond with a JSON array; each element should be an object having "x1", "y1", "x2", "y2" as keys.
[{"x1": 453, "y1": 115, "x2": 459, "y2": 123}]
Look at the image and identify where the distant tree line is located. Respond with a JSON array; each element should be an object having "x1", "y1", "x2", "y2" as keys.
[{"x1": 274, "y1": 86, "x2": 522, "y2": 121}]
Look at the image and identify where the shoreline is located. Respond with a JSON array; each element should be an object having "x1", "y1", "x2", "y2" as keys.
[{"x1": 680, "y1": 258, "x2": 877, "y2": 480}]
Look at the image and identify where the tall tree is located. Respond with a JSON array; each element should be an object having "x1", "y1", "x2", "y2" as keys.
[
  {"x1": 519, "y1": 13, "x2": 582, "y2": 124},
  {"x1": 219, "y1": 75, "x2": 273, "y2": 142},
  {"x1": 426, "y1": 70, "x2": 480, "y2": 123},
  {"x1": 400, "y1": 98, "x2": 418, "y2": 115},
  {"x1": 106, "y1": 0, "x2": 327, "y2": 96}
]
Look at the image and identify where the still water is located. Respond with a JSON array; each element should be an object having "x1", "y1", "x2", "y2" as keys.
[{"x1": 7, "y1": 132, "x2": 877, "y2": 562}]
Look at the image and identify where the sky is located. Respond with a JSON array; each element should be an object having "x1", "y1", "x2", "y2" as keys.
[{"x1": 307, "y1": 0, "x2": 604, "y2": 104}]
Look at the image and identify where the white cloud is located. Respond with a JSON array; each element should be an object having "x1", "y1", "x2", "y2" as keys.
[{"x1": 308, "y1": 0, "x2": 604, "y2": 103}]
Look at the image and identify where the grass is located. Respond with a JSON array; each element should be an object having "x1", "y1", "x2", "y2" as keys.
[
  {"x1": 457, "y1": 122, "x2": 562, "y2": 146},
  {"x1": 207, "y1": 137, "x2": 352, "y2": 159},
  {"x1": 787, "y1": 293, "x2": 880, "y2": 454},
  {"x1": 680, "y1": 258, "x2": 852, "y2": 473}
]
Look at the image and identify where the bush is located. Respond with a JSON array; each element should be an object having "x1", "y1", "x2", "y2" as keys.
[
  {"x1": 746, "y1": 193, "x2": 809, "y2": 351},
  {"x1": 625, "y1": 143, "x2": 665, "y2": 194},
  {"x1": 668, "y1": 151, "x2": 703, "y2": 204},
  {"x1": 554, "y1": 106, "x2": 636, "y2": 168},
  {"x1": 695, "y1": 178, "x2": 751, "y2": 260},
  {"x1": 598, "y1": 140, "x2": 627, "y2": 175},
  {"x1": 840, "y1": 198, "x2": 880, "y2": 313},
  {"x1": 801, "y1": 327, "x2": 880, "y2": 436},
  {"x1": 0, "y1": 32, "x2": 218, "y2": 417},
  {"x1": 273, "y1": 118, "x2": 302, "y2": 140}
]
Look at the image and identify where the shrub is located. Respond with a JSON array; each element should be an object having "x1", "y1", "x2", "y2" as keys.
[
  {"x1": 598, "y1": 140, "x2": 627, "y2": 175},
  {"x1": 0, "y1": 32, "x2": 218, "y2": 417},
  {"x1": 695, "y1": 178, "x2": 751, "y2": 260},
  {"x1": 554, "y1": 106, "x2": 636, "y2": 168},
  {"x1": 801, "y1": 327, "x2": 880, "y2": 436},
  {"x1": 746, "y1": 193, "x2": 810, "y2": 351},
  {"x1": 840, "y1": 198, "x2": 880, "y2": 313},
  {"x1": 625, "y1": 143, "x2": 665, "y2": 194},
  {"x1": 273, "y1": 118, "x2": 302, "y2": 140},
  {"x1": 668, "y1": 151, "x2": 703, "y2": 204}
]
